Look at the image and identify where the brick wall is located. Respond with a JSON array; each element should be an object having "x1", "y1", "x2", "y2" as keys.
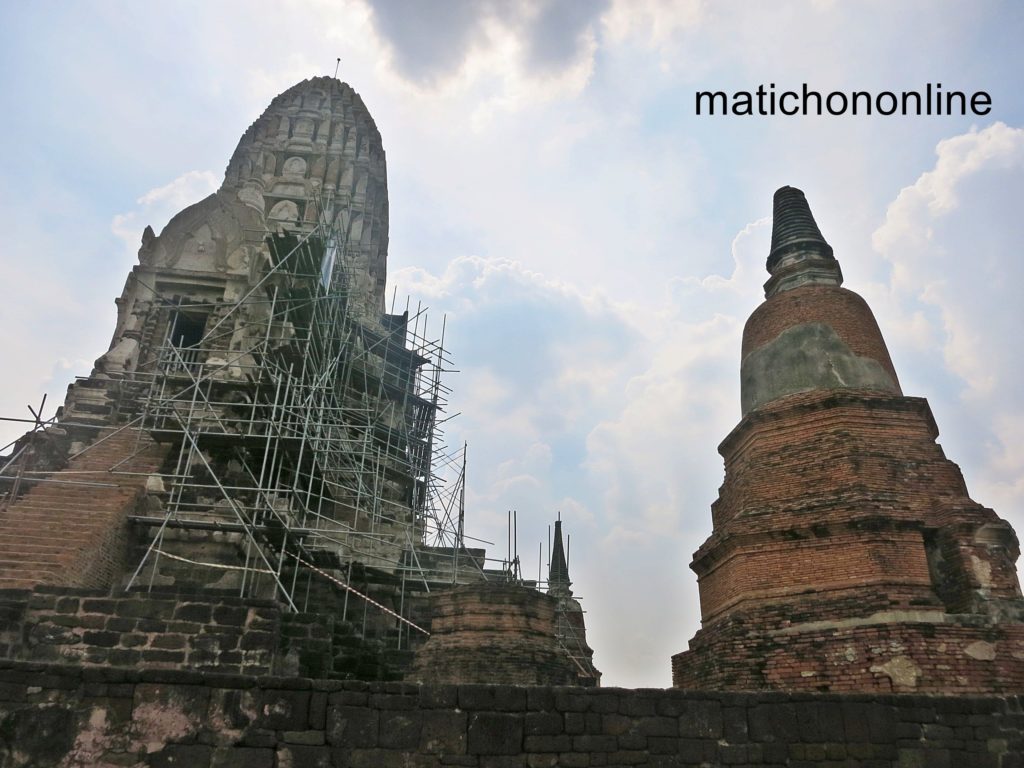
[
  {"x1": 0, "y1": 427, "x2": 168, "y2": 591},
  {"x1": 741, "y1": 284, "x2": 900, "y2": 387},
  {"x1": 674, "y1": 602, "x2": 1024, "y2": 694},
  {"x1": 408, "y1": 583, "x2": 581, "y2": 686},
  {"x1": 677, "y1": 387, "x2": 1024, "y2": 693},
  {"x1": 0, "y1": 660, "x2": 1022, "y2": 767},
  {"x1": 0, "y1": 586, "x2": 335, "y2": 678},
  {"x1": 697, "y1": 529, "x2": 934, "y2": 622}
]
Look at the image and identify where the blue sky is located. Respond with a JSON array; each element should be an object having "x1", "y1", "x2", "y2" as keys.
[{"x1": 2, "y1": 0, "x2": 1023, "y2": 687}]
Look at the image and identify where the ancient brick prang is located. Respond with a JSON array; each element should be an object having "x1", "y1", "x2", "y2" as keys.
[
  {"x1": 408, "y1": 583, "x2": 585, "y2": 686},
  {"x1": 673, "y1": 186, "x2": 1024, "y2": 693}
]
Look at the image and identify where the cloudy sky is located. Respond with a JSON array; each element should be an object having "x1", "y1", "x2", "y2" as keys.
[{"x1": 2, "y1": 1, "x2": 1023, "y2": 687}]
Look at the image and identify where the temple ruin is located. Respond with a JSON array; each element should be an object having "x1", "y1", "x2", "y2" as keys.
[
  {"x1": 2, "y1": 74, "x2": 1024, "y2": 768},
  {"x1": 673, "y1": 186, "x2": 1024, "y2": 693},
  {"x1": 0, "y1": 76, "x2": 598, "y2": 688}
]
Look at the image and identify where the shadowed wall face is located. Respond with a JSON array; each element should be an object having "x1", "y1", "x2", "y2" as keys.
[{"x1": 2, "y1": 660, "x2": 1023, "y2": 767}]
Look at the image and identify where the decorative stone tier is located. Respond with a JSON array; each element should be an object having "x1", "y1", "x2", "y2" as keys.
[
  {"x1": 407, "y1": 583, "x2": 582, "y2": 686},
  {"x1": 675, "y1": 386, "x2": 1024, "y2": 691},
  {"x1": 701, "y1": 389, "x2": 1021, "y2": 616}
]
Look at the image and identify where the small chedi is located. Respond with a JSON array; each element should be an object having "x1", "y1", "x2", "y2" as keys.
[
  {"x1": 673, "y1": 186, "x2": 1024, "y2": 693},
  {"x1": 0, "y1": 76, "x2": 597, "y2": 688},
  {"x1": 409, "y1": 520, "x2": 597, "y2": 686}
]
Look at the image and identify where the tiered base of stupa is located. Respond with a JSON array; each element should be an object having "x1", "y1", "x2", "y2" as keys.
[{"x1": 673, "y1": 389, "x2": 1024, "y2": 693}]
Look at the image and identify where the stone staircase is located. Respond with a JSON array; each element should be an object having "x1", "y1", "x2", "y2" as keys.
[{"x1": 0, "y1": 428, "x2": 168, "y2": 590}]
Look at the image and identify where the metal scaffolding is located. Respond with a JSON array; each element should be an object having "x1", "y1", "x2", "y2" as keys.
[
  {"x1": 115, "y1": 190, "x2": 484, "y2": 628},
  {"x1": 0, "y1": 188, "x2": 596, "y2": 676}
]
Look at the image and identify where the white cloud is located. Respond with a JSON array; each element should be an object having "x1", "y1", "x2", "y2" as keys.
[
  {"x1": 602, "y1": 0, "x2": 703, "y2": 48},
  {"x1": 360, "y1": 0, "x2": 604, "y2": 127},
  {"x1": 872, "y1": 121, "x2": 1024, "y2": 532},
  {"x1": 386, "y1": 217, "x2": 770, "y2": 685},
  {"x1": 2, "y1": 0, "x2": 1022, "y2": 689},
  {"x1": 111, "y1": 170, "x2": 219, "y2": 257}
]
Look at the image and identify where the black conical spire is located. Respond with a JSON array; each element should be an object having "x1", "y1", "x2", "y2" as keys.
[
  {"x1": 549, "y1": 520, "x2": 570, "y2": 589},
  {"x1": 767, "y1": 186, "x2": 834, "y2": 272}
]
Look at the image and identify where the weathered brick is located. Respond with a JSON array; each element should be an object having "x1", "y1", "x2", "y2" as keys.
[
  {"x1": 327, "y1": 705, "x2": 379, "y2": 748},
  {"x1": 210, "y1": 746, "x2": 274, "y2": 768},
  {"x1": 82, "y1": 630, "x2": 119, "y2": 648},
  {"x1": 379, "y1": 711, "x2": 421, "y2": 749},
  {"x1": 276, "y1": 744, "x2": 331, "y2": 767},
  {"x1": 149, "y1": 744, "x2": 214, "y2": 767},
  {"x1": 459, "y1": 685, "x2": 527, "y2": 712},
  {"x1": 524, "y1": 711, "x2": 563, "y2": 736},
  {"x1": 572, "y1": 734, "x2": 616, "y2": 752},
  {"x1": 212, "y1": 606, "x2": 248, "y2": 627},
  {"x1": 420, "y1": 710, "x2": 468, "y2": 754},
  {"x1": 523, "y1": 734, "x2": 572, "y2": 752},
  {"x1": 117, "y1": 599, "x2": 176, "y2": 620},
  {"x1": 174, "y1": 603, "x2": 212, "y2": 623},
  {"x1": 468, "y1": 712, "x2": 523, "y2": 755}
]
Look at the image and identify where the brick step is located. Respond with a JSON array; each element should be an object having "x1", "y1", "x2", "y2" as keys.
[
  {"x1": 0, "y1": 532, "x2": 106, "y2": 547},
  {"x1": 0, "y1": 515, "x2": 117, "y2": 528},
  {"x1": 2, "y1": 497, "x2": 138, "y2": 513},
  {"x1": 0, "y1": 534, "x2": 112, "y2": 550},
  {"x1": 0, "y1": 518, "x2": 119, "y2": 535},
  {"x1": 0, "y1": 512, "x2": 121, "y2": 524},
  {"x1": 0, "y1": 514, "x2": 123, "y2": 528},
  {"x1": 1, "y1": 503, "x2": 128, "y2": 515},
  {"x1": 69, "y1": 440, "x2": 164, "y2": 455},
  {"x1": 0, "y1": 540, "x2": 89, "y2": 554},
  {"x1": 2, "y1": 498, "x2": 130, "y2": 509},
  {"x1": 0, "y1": 532, "x2": 98, "y2": 547},
  {"x1": 9, "y1": 494, "x2": 139, "y2": 510},
  {"x1": 20, "y1": 480, "x2": 143, "y2": 491},
  {"x1": 14, "y1": 485, "x2": 140, "y2": 498},
  {"x1": 0, "y1": 531, "x2": 115, "y2": 544},
  {"x1": 0, "y1": 558, "x2": 66, "y2": 572},
  {"x1": 0, "y1": 428, "x2": 168, "y2": 587},
  {"x1": 4, "y1": 505, "x2": 124, "y2": 518},
  {"x1": 0, "y1": 549, "x2": 77, "y2": 564},
  {"x1": 0, "y1": 577, "x2": 54, "y2": 589},
  {"x1": 0, "y1": 567, "x2": 63, "y2": 579}
]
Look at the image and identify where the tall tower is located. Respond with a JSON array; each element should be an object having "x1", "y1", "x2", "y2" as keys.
[
  {"x1": 1, "y1": 78, "x2": 449, "y2": 617},
  {"x1": 547, "y1": 519, "x2": 600, "y2": 685},
  {"x1": 672, "y1": 187, "x2": 1024, "y2": 693}
]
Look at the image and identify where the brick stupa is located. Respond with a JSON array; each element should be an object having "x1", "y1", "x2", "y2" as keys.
[{"x1": 672, "y1": 186, "x2": 1024, "y2": 693}]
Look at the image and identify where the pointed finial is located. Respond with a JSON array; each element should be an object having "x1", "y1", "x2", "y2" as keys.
[
  {"x1": 763, "y1": 186, "x2": 842, "y2": 297},
  {"x1": 767, "y1": 186, "x2": 834, "y2": 272},
  {"x1": 548, "y1": 519, "x2": 570, "y2": 589}
]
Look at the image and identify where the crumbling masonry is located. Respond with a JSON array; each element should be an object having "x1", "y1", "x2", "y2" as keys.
[
  {"x1": 673, "y1": 186, "x2": 1024, "y2": 693},
  {"x1": 0, "y1": 76, "x2": 597, "y2": 689}
]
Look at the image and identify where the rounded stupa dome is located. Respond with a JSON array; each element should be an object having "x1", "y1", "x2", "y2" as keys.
[{"x1": 739, "y1": 187, "x2": 901, "y2": 415}]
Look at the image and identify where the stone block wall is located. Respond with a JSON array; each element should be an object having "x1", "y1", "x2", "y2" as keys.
[
  {"x1": 0, "y1": 586, "x2": 336, "y2": 678},
  {"x1": 1, "y1": 660, "x2": 1023, "y2": 767}
]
